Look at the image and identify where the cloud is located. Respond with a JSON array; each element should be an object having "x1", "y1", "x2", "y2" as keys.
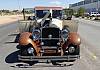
[
  {"x1": 50, "y1": 1, "x2": 62, "y2": 5},
  {"x1": 49, "y1": 1, "x2": 67, "y2": 8}
]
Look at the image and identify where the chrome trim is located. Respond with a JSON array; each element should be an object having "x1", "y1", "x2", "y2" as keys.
[
  {"x1": 18, "y1": 55, "x2": 80, "y2": 62},
  {"x1": 40, "y1": 38, "x2": 61, "y2": 40}
]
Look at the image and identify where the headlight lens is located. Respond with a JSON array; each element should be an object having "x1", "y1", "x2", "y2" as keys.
[
  {"x1": 27, "y1": 47, "x2": 34, "y2": 54},
  {"x1": 68, "y1": 46, "x2": 75, "y2": 53},
  {"x1": 32, "y1": 29, "x2": 40, "y2": 40}
]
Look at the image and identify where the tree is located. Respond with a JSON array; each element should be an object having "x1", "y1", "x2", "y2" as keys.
[
  {"x1": 12, "y1": 10, "x2": 19, "y2": 12},
  {"x1": 77, "y1": 7, "x2": 85, "y2": 17},
  {"x1": 2, "y1": 9, "x2": 10, "y2": 13}
]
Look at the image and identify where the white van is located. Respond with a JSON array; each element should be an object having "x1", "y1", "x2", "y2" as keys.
[{"x1": 90, "y1": 12, "x2": 100, "y2": 17}]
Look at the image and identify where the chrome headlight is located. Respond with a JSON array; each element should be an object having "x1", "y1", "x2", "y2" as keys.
[
  {"x1": 68, "y1": 46, "x2": 75, "y2": 53},
  {"x1": 61, "y1": 29, "x2": 69, "y2": 41},
  {"x1": 27, "y1": 47, "x2": 34, "y2": 54},
  {"x1": 32, "y1": 29, "x2": 40, "y2": 40}
]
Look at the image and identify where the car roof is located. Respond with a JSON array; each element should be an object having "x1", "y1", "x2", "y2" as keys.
[{"x1": 34, "y1": 6, "x2": 63, "y2": 10}]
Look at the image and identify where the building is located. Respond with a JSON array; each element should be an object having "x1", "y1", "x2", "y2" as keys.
[{"x1": 69, "y1": 0, "x2": 100, "y2": 13}]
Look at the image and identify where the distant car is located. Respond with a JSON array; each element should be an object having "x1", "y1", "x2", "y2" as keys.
[
  {"x1": 63, "y1": 15, "x2": 72, "y2": 20},
  {"x1": 90, "y1": 12, "x2": 100, "y2": 17},
  {"x1": 28, "y1": 16, "x2": 36, "y2": 20},
  {"x1": 84, "y1": 13, "x2": 90, "y2": 17}
]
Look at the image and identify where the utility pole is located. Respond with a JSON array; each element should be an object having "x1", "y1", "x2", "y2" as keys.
[
  {"x1": 96, "y1": 0, "x2": 99, "y2": 12},
  {"x1": 96, "y1": 0, "x2": 99, "y2": 19}
]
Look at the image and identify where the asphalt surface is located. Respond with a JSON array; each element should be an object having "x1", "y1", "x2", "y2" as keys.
[{"x1": 0, "y1": 19, "x2": 100, "y2": 70}]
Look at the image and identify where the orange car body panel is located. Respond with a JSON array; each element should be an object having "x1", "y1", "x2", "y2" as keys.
[
  {"x1": 68, "y1": 32, "x2": 81, "y2": 45},
  {"x1": 19, "y1": 32, "x2": 32, "y2": 45},
  {"x1": 19, "y1": 32, "x2": 41, "y2": 56}
]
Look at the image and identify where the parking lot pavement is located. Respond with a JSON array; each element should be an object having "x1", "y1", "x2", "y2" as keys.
[{"x1": 0, "y1": 19, "x2": 100, "y2": 70}]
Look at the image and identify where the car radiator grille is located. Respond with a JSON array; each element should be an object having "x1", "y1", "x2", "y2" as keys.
[{"x1": 41, "y1": 28, "x2": 60, "y2": 46}]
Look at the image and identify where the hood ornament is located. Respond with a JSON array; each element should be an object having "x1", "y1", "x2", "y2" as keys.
[{"x1": 48, "y1": 34, "x2": 52, "y2": 38}]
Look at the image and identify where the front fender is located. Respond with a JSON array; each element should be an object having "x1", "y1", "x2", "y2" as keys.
[
  {"x1": 19, "y1": 32, "x2": 40, "y2": 56},
  {"x1": 68, "y1": 32, "x2": 81, "y2": 45},
  {"x1": 19, "y1": 32, "x2": 32, "y2": 45}
]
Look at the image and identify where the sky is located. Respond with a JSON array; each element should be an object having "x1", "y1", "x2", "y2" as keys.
[{"x1": 0, "y1": 0, "x2": 83, "y2": 10}]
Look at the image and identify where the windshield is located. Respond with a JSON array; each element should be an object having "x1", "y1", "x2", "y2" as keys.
[
  {"x1": 36, "y1": 10, "x2": 49, "y2": 18},
  {"x1": 36, "y1": 10, "x2": 62, "y2": 18}
]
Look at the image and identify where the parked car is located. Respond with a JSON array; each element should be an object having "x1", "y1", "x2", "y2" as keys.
[
  {"x1": 63, "y1": 15, "x2": 72, "y2": 20},
  {"x1": 84, "y1": 13, "x2": 90, "y2": 17},
  {"x1": 62, "y1": 9, "x2": 73, "y2": 20},
  {"x1": 17, "y1": 6, "x2": 81, "y2": 66},
  {"x1": 90, "y1": 12, "x2": 100, "y2": 17}
]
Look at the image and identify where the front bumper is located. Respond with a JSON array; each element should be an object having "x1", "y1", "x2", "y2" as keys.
[{"x1": 18, "y1": 55, "x2": 80, "y2": 62}]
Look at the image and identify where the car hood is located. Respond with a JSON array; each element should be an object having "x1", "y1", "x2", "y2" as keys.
[{"x1": 37, "y1": 18, "x2": 63, "y2": 30}]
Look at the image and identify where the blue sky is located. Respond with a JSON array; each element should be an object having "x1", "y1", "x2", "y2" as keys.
[{"x1": 0, "y1": 0, "x2": 83, "y2": 10}]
